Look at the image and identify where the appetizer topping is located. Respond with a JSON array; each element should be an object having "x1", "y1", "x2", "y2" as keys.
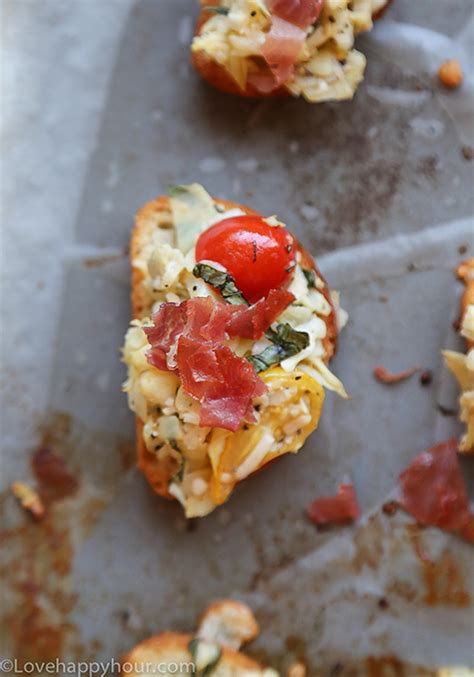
[
  {"x1": 307, "y1": 482, "x2": 360, "y2": 526},
  {"x1": 398, "y1": 439, "x2": 472, "y2": 535},
  {"x1": 373, "y1": 364, "x2": 419, "y2": 385},
  {"x1": 192, "y1": 0, "x2": 380, "y2": 101},
  {"x1": 196, "y1": 215, "x2": 296, "y2": 303}
]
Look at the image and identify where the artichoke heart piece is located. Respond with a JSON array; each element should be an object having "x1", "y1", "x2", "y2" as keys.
[{"x1": 208, "y1": 367, "x2": 324, "y2": 504}]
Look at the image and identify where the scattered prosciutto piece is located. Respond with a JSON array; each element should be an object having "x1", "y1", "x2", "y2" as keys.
[
  {"x1": 373, "y1": 364, "x2": 418, "y2": 385},
  {"x1": 398, "y1": 439, "x2": 472, "y2": 534},
  {"x1": 228, "y1": 289, "x2": 295, "y2": 340},
  {"x1": 267, "y1": 0, "x2": 324, "y2": 28},
  {"x1": 258, "y1": 16, "x2": 306, "y2": 91},
  {"x1": 307, "y1": 482, "x2": 360, "y2": 527}
]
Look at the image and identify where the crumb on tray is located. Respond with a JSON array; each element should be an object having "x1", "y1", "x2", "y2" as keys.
[
  {"x1": 438, "y1": 59, "x2": 463, "y2": 89},
  {"x1": 11, "y1": 481, "x2": 45, "y2": 520},
  {"x1": 374, "y1": 364, "x2": 418, "y2": 384}
]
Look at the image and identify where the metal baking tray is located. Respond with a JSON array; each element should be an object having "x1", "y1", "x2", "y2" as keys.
[{"x1": 1, "y1": 0, "x2": 473, "y2": 672}]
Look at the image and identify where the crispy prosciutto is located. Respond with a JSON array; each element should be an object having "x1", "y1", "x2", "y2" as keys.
[
  {"x1": 227, "y1": 288, "x2": 295, "y2": 339},
  {"x1": 399, "y1": 439, "x2": 473, "y2": 536},
  {"x1": 266, "y1": 0, "x2": 324, "y2": 28},
  {"x1": 144, "y1": 292, "x2": 293, "y2": 431},
  {"x1": 178, "y1": 338, "x2": 266, "y2": 431},
  {"x1": 307, "y1": 482, "x2": 360, "y2": 527}
]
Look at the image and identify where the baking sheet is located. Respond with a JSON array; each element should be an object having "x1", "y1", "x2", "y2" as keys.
[{"x1": 1, "y1": 0, "x2": 474, "y2": 672}]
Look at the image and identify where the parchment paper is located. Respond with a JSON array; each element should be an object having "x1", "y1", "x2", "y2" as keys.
[{"x1": 1, "y1": 0, "x2": 473, "y2": 672}]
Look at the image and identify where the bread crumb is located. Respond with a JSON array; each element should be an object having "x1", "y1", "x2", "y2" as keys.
[
  {"x1": 288, "y1": 663, "x2": 306, "y2": 677},
  {"x1": 438, "y1": 59, "x2": 463, "y2": 89},
  {"x1": 11, "y1": 481, "x2": 45, "y2": 520}
]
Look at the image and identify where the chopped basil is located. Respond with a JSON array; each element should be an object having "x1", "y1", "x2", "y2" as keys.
[
  {"x1": 302, "y1": 268, "x2": 316, "y2": 288},
  {"x1": 168, "y1": 184, "x2": 189, "y2": 197},
  {"x1": 248, "y1": 323, "x2": 310, "y2": 373},
  {"x1": 193, "y1": 263, "x2": 248, "y2": 305},
  {"x1": 188, "y1": 638, "x2": 222, "y2": 676},
  {"x1": 172, "y1": 459, "x2": 184, "y2": 483},
  {"x1": 203, "y1": 5, "x2": 230, "y2": 15}
]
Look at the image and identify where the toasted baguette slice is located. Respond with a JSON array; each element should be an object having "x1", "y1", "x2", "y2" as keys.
[
  {"x1": 121, "y1": 600, "x2": 271, "y2": 676},
  {"x1": 121, "y1": 631, "x2": 267, "y2": 676},
  {"x1": 192, "y1": 0, "x2": 393, "y2": 99},
  {"x1": 130, "y1": 194, "x2": 338, "y2": 500}
]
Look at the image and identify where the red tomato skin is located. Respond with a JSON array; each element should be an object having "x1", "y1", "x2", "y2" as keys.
[{"x1": 195, "y1": 216, "x2": 296, "y2": 303}]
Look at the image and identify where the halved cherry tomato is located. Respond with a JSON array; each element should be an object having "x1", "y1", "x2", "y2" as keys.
[{"x1": 195, "y1": 215, "x2": 296, "y2": 303}]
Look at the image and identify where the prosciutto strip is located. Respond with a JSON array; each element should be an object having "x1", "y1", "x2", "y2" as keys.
[
  {"x1": 249, "y1": 1, "x2": 323, "y2": 93},
  {"x1": 266, "y1": 0, "x2": 324, "y2": 28},
  {"x1": 260, "y1": 16, "x2": 306, "y2": 89},
  {"x1": 144, "y1": 291, "x2": 293, "y2": 431},
  {"x1": 227, "y1": 289, "x2": 295, "y2": 339}
]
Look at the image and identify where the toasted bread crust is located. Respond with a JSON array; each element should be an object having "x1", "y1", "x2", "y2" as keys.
[
  {"x1": 457, "y1": 257, "x2": 474, "y2": 349},
  {"x1": 192, "y1": 0, "x2": 392, "y2": 98},
  {"x1": 130, "y1": 194, "x2": 337, "y2": 500},
  {"x1": 121, "y1": 631, "x2": 265, "y2": 674}
]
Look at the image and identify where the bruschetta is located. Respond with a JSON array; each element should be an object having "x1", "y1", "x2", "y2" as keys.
[
  {"x1": 122, "y1": 183, "x2": 347, "y2": 517},
  {"x1": 191, "y1": 0, "x2": 392, "y2": 101},
  {"x1": 443, "y1": 258, "x2": 474, "y2": 453},
  {"x1": 121, "y1": 599, "x2": 300, "y2": 676}
]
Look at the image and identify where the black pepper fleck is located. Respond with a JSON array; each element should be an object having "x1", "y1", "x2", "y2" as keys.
[{"x1": 419, "y1": 369, "x2": 433, "y2": 386}]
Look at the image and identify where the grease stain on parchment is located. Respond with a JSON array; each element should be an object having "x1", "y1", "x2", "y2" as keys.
[{"x1": 0, "y1": 411, "x2": 134, "y2": 666}]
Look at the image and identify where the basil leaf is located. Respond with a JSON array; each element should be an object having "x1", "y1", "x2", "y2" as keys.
[
  {"x1": 188, "y1": 639, "x2": 222, "y2": 676},
  {"x1": 302, "y1": 268, "x2": 316, "y2": 288},
  {"x1": 203, "y1": 5, "x2": 230, "y2": 15},
  {"x1": 193, "y1": 263, "x2": 248, "y2": 305},
  {"x1": 168, "y1": 184, "x2": 189, "y2": 197},
  {"x1": 248, "y1": 323, "x2": 309, "y2": 372},
  {"x1": 172, "y1": 458, "x2": 184, "y2": 483}
]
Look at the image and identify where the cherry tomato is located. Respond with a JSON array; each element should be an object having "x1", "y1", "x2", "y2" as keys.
[{"x1": 195, "y1": 215, "x2": 296, "y2": 303}]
